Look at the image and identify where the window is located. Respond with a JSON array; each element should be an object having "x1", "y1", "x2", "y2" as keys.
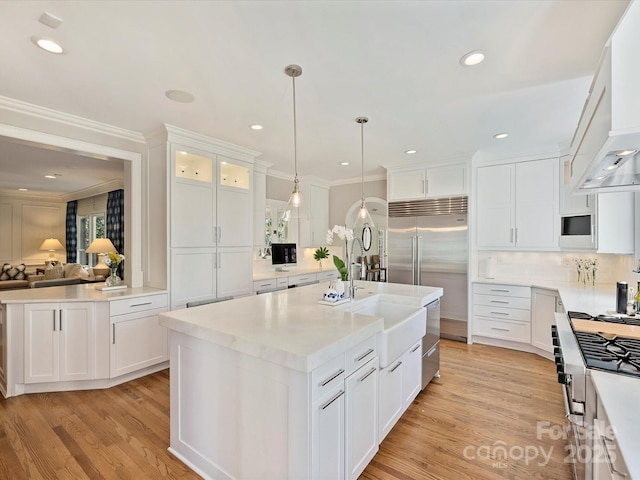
[{"x1": 77, "y1": 213, "x2": 105, "y2": 265}]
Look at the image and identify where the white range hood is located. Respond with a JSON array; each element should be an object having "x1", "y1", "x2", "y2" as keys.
[{"x1": 570, "y1": 1, "x2": 640, "y2": 194}]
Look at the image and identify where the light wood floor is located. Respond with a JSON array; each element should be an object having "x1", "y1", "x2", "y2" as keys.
[{"x1": 0, "y1": 340, "x2": 572, "y2": 479}]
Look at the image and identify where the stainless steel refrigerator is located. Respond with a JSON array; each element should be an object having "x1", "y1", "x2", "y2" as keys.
[{"x1": 388, "y1": 198, "x2": 468, "y2": 386}]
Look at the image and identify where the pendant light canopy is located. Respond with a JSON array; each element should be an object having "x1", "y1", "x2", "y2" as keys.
[
  {"x1": 355, "y1": 116, "x2": 375, "y2": 228},
  {"x1": 283, "y1": 64, "x2": 305, "y2": 219}
]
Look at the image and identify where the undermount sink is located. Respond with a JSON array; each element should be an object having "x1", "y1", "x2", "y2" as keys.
[{"x1": 348, "y1": 296, "x2": 426, "y2": 367}]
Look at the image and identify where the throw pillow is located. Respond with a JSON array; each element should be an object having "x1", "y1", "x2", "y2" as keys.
[
  {"x1": 67, "y1": 264, "x2": 89, "y2": 279},
  {"x1": 44, "y1": 263, "x2": 64, "y2": 280},
  {"x1": 0, "y1": 263, "x2": 26, "y2": 280}
]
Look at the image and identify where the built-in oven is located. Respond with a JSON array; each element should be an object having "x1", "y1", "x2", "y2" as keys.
[{"x1": 559, "y1": 214, "x2": 594, "y2": 250}]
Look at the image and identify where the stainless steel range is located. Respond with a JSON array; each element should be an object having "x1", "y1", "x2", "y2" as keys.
[{"x1": 553, "y1": 311, "x2": 637, "y2": 480}]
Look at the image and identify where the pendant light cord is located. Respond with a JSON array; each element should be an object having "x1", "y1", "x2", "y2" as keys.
[
  {"x1": 292, "y1": 75, "x2": 298, "y2": 182},
  {"x1": 361, "y1": 120, "x2": 365, "y2": 201}
]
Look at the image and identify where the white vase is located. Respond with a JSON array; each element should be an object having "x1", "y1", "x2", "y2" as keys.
[{"x1": 334, "y1": 279, "x2": 345, "y2": 299}]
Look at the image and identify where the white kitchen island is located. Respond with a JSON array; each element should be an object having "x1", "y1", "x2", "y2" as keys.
[{"x1": 159, "y1": 280, "x2": 442, "y2": 480}]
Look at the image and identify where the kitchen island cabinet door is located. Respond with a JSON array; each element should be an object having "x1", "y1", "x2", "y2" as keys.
[
  {"x1": 345, "y1": 356, "x2": 379, "y2": 480},
  {"x1": 312, "y1": 385, "x2": 345, "y2": 480},
  {"x1": 402, "y1": 341, "x2": 422, "y2": 409},
  {"x1": 24, "y1": 302, "x2": 94, "y2": 384},
  {"x1": 378, "y1": 357, "x2": 403, "y2": 443}
]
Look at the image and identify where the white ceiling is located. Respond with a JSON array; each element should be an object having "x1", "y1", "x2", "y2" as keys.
[{"x1": 0, "y1": 0, "x2": 630, "y2": 194}]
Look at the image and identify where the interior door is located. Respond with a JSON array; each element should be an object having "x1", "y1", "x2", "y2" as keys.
[{"x1": 387, "y1": 217, "x2": 417, "y2": 285}]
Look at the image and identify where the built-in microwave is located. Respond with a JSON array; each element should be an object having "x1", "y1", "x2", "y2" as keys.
[{"x1": 559, "y1": 214, "x2": 594, "y2": 249}]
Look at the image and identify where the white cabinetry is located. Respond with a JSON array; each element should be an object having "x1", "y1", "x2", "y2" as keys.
[
  {"x1": 476, "y1": 158, "x2": 559, "y2": 249},
  {"x1": 345, "y1": 356, "x2": 379, "y2": 480},
  {"x1": 595, "y1": 191, "x2": 634, "y2": 254},
  {"x1": 388, "y1": 163, "x2": 467, "y2": 201},
  {"x1": 313, "y1": 384, "x2": 345, "y2": 480},
  {"x1": 299, "y1": 183, "x2": 330, "y2": 247},
  {"x1": 473, "y1": 283, "x2": 531, "y2": 344},
  {"x1": 377, "y1": 339, "x2": 422, "y2": 443},
  {"x1": 24, "y1": 302, "x2": 95, "y2": 383},
  {"x1": 109, "y1": 294, "x2": 168, "y2": 378},
  {"x1": 531, "y1": 288, "x2": 561, "y2": 356},
  {"x1": 0, "y1": 305, "x2": 6, "y2": 391}
]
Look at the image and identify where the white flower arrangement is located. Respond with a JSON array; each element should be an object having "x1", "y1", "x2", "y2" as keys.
[{"x1": 326, "y1": 225, "x2": 354, "y2": 280}]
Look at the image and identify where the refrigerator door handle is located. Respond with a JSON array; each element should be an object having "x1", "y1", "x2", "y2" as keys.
[
  {"x1": 416, "y1": 235, "x2": 422, "y2": 285},
  {"x1": 411, "y1": 236, "x2": 417, "y2": 285}
]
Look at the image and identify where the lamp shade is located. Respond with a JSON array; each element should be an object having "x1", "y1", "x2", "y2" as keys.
[
  {"x1": 39, "y1": 238, "x2": 64, "y2": 251},
  {"x1": 86, "y1": 238, "x2": 117, "y2": 254}
]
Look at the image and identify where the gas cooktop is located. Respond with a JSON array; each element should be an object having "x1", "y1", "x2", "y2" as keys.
[{"x1": 568, "y1": 311, "x2": 640, "y2": 378}]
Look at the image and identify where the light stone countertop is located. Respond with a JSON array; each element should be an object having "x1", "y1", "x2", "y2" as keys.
[
  {"x1": 589, "y1": 371, "x2": 640, "y2": 479},
  {"x1": 253, "y1": 266, "x2": 338, "y2": 281},
  {"x1": 159, "y1": 280, "x2": 443, "y2": 373},
  {"x1": 0, "y1": 284, "x2": 167, "y2": 304}
]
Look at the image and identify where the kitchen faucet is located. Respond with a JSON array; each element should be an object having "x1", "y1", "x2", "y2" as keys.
[{"x1": 349, "y1": 237, "x2": 365, "y2": 300}]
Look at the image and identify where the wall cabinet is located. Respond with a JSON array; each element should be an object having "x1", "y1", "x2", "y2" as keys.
[
  {"x1": 531, "y1": 288, "x2": 561, "y2": 355},
  {"x1": 24, "y1": 302, "x2": 95, "y2": 384},
  {"x1": 299, "y1": 183, "x2": 330, "y2": 247},
  {"x1": 388, "y1": 163, "x2": 467, "y2": 202},
  {"x1": 109, "y1": 294, "x2": 168, "y2": 378},
  {"x1": 476, "y1": 158, "x2": 559, "y2": 249}
]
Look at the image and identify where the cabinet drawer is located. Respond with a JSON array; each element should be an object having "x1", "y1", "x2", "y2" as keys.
[
  {"x1": 110, "y1": 294, "x2": 168, "y2": 317},
  {"x1": 473, "y1": 283, "x2": 531, "y2": 298},
  {"x1": 474, "y1": 305, "x2": 530, "y2": 322},
  {"x1": 277, "y1": 278, "x2": 289, "y2": 288},
  {"x1": 288, "y1": 273, "x2": 317, "y2": 286},
  {"x1": 473, "y1": 317, "x2": 531, "y2": 343},
  {"x1": 473, "y1": 294, "x2": 531, "y2": 310},
  {"x1": 312, "y1": 354, "x2": 346, "y2": 400},
  {"x1": 317, "y1": 270, "x2": 340, "y2": 282},
  {"x1": 253, "y1": 279, "x2": 277, "y2": 291},
  {"x1": 345, "y1": 335, "x2": 377, "y2": 377}
]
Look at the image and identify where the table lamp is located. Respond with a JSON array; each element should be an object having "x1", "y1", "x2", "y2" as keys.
[
  {"x1": 39, "y1": 238, "x2": 64, "y2": 265},
  {"x1": 86, "y1": 238, "x2": 117, "y2": 277}
]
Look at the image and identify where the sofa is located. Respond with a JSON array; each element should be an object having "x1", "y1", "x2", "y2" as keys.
[{"x1": 0, "y1": 262, "x2": 98, "y2": 290}]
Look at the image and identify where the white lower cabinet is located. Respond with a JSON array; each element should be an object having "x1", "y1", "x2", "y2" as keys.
[
  {"x1": 378, "y1": 357, "x2": 404, "y2": 442},
  {"x1": 402, "y1": 340, "x2": 422, "y2": 409},
  {"x1": 378, "y1": 340, "x2": 422, "y2": 443},
  {"x1": 345, "y1": 356, "x2": 379, "y2": 480},
  {"x1": 24, "y1": 302, "x2": 95, "y2": 383},
  {"x1": 531, "y1": 288, "x2": 561, "y2": 355},
  {"x1": 313, "y1": 385, "x2": 345, "y2": 480},
  {"x1": 472, "y1": 283, "x2": 531, "y2": 344},
  {"x1": 109, "y1": 295, "x2": 168, "y2": 378}
]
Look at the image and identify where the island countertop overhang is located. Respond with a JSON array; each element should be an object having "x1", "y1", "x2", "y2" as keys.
[{"x1": 159, "y1": 281, "x2": 443, "y2": 373}]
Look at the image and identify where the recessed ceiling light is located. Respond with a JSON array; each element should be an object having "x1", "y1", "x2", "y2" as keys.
[
  {"x1": 616, "y1": 149, "x2": 638, "y2": 156},
  {"x1": 340, "y1": 162, "x2": 350, "y2": 166},
  {"x1": 44, "y1": 174, "x2": 57, "y2": 179},
  {"x1": 460, "y1": 50, "x2": 485, "y2": 67},
  {"x1": 18, "y1": 188, "x2": 28, "y2": 192},
  {"x1": 605, "y1": 164, "x2": 619, "y2": 170},
  {"x1": 594, "y1": 176, "x2": 606, "y2": 180},
  {"x1": 493, "y1": 132, "x2": 509, "y2": 139},
  {"x1": 250, "y1": 124, "x2": 263, "y2": 130},
  {"x1": 165, "y1": 90, "x2": 195, "y2": 103},
  {"x1": 31, "y1": 36, "x2": 64, "y2": 54},
  {"x1": 404, "y1": 150, "x2": 417, "y2": 155}
]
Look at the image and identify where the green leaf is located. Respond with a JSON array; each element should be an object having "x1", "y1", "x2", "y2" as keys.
[
  {"x1": 314, "y1": 247, "x2": 329, "y2": 261},
  {"x1": 332, "y1": 255, "x2": 349, "y2": 281}
]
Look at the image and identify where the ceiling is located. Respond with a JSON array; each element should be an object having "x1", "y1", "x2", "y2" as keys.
[{"x1": 0, "y1": 0, "x2": 630, "y2": 195}]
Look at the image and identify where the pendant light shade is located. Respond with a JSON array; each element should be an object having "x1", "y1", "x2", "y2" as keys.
[
  {"x1": 282, "y1": 64, "x2": 309, "y2": 223},
  {"x1": 355, "y1": 116, "x2": 375, "y2": 228}
]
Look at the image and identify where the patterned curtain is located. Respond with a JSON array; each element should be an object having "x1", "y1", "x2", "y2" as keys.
[
  {"x1": 106, "y1": 189, "x2": 125, "y2": 278},
  {"x1": 65, "y1": 200, "x2": 77, "y2": 263}
]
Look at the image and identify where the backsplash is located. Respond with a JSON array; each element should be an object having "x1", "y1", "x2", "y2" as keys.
[
  {"x1": 475, "y1": 251, "x2": 637, "y2": 286},
  {"x1": 253, "y1": 245, "x2": 345, "y2": 274}
]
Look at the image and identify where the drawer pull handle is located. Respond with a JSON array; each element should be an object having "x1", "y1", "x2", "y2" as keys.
[
  {"x1": 410, "y1": 344, "x2": 421, "y2": 353},
  {"x1": 355, "y1": 348, "x2": 374, "y2": 362},
  {"x1": 130, "y1": 302, "x2": 152, "y2": 308},
  {"x1": 491, "y1": 327, "x2": 510, "y2": 332},
  {"x1": 389, "y1": 361, "x2": 403, "y2": 373},
  {"x1": 490, "y1": 289, "x2": 510, "y2": 293},
  {"x1": 490, "y1": 311, "x2": 510, "y2": 316},
  {"x1": 260, "y1": 283, "x2": 272, "y2": 287},
  {"x1": 321, "y1": 390, "x2": 345, "y2": 410},
  {"x1": 112, "y1": 324, "x2": 116, "y2": 344},
  {"x1": 320, "y1": 369, "x2": 345, "y2": 387},
  {"x1": 358, "y1": 367, "x2": 376, "y2": 382},
  {"x1": 490, "y1": 300, "x2": 509, "y2": 304}
]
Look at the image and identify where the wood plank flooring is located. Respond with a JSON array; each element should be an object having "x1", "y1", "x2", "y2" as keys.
[{"x1": 0, "y1": 340, "x2": 573, "y2": 479}]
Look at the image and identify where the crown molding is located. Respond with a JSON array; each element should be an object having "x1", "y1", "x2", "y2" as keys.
[
  {"x1": 330, "y1": 173, "x2": 387, "y2": 187},
  {"x1": 0, "y1": 96, "x2": 145, "y2": 144},
  {"x1": 61, "y1": 179, "x2": 125, "y2": 202}
]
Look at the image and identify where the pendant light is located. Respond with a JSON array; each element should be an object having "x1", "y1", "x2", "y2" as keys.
[
  {"x1": 355, "y1": 116, "x2": 375, "y2": 227},
  {"x1": 283, "y1": 64, "x2": 305, "y2": 219}
]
